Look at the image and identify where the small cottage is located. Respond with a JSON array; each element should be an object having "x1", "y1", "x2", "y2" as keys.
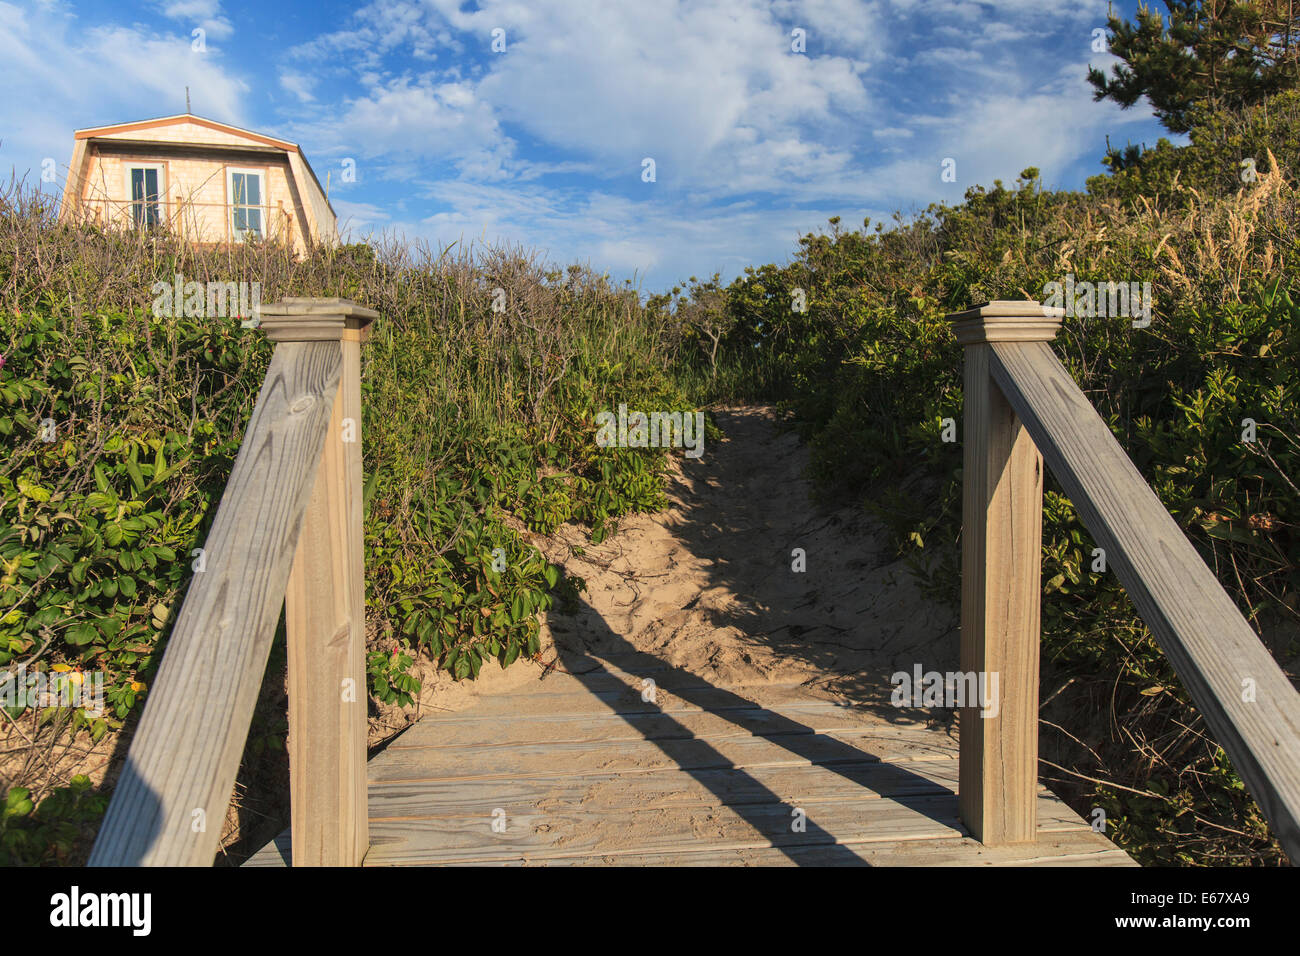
[{"x1": 59, "y1": 113, "x2": 337, "y2": 255}]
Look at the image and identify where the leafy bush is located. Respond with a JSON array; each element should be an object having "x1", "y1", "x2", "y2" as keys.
[
  {"x1": 0, "y1": 775, "x2": 107, "y2": 865},
  {"x1": 0, "y1": 181, "x2": 704, "y2": 861},
  {"x1": 690, "y1": 97, "x2": 1300, "y2": 864}
]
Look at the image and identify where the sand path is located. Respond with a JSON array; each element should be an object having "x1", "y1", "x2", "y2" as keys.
[
  {"x1": 536, "y1": 405, "x2": 957, "y2": 705},
  {"x1": 378, "y1": 404, "x2": 958, "y2": 734}
]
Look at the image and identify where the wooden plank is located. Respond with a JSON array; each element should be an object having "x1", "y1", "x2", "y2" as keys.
[
  {"x1": 959, "y1": 341, "x2": 1042, "y2": 844},
  {"x1": 385, "y1": 704, "x2": 926, "y2": 751},
  {"x1": 360, "y1": 790, "x2": 1089, "y2": 865},
  {"x1": 447, "y1": 832, "x2": 1136, "y2": 867},
  {"x1": 990, "y1": 340, "x2": 1300, "y2": 860},
  {"x1": 367, "y1": 758, "x2": 961, "y2": 818},
  {"x1": 369, "y1": 725, "x2": 957, "y2": 783},
  {"x1": 247, "y1": 798, "x2": 1129, "y2": 868},
  {"x1": 285, "y1": 368, "x2": 366, "y2": 866},
  {"x1": 89, "y1": 341, "x2": 341, "y2": 866},
  {"x1": 340, "y1": 323, "x2": 369, "y2": 865},
  {"x1": 409, "y1": 680, "x2": 893, "y2": 723},
  {"x1": 451, "y1": 667, "x2": 815, "y2": 698}
]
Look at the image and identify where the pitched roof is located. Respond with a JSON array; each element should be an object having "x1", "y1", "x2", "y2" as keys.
[{"x1": 74, "y1": 113, "x2": 298, "y2": 152}]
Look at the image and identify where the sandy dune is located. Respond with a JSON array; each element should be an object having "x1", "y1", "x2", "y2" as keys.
[{"x1": 391, "y1": 405, "x2": 958, "y2": 730}]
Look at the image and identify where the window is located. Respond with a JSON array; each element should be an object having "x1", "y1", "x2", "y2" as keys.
[
  {"x1": 227, "y1": 168, "x2": 264, "y2": 239},
  {"x1": 126, "y1": 165, "x2": 164, "y2": 229}
]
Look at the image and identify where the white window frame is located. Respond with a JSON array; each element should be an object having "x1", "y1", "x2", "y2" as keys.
[
  {"x1": 123, "y1": 163, "x2": 166, "y2": 229},
  {"x1": 226, "y1": 166, "x2": 266, "y2": 240}
]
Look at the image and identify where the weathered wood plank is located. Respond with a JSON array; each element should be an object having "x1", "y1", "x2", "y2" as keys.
[
  {"x1": 361, "y1": 790, "x2": 1088, "y2": 865},
  {"x1": 959, "y1": 339, "x2": 1043, "y2": 844},
  {"x1": 445, "y1": 832, "x2": 1136, "y2": 867},
  {"x1": 368, "y1": 758, "x2": 961, "y2": 818},
  {"x1": 247, "y1": 795, "x2": 1127, "y2": 868},
  {"x1": 990, "y1": 339, "x2": 1300, "y2": 859},
  {"x1": 385, "y1": 704, "x2": 927, "y2": 751},
  {"x1": 339, "y1": 317, "x2": 370, "y2": 864},
  {"x1": 245, "y1": 830, "x2": 292, "y2": 867},
  {"x1": 407, "y1": 680, "x2": 896, "y2": 723},
  {"x1": 89, "y1": 341, "x2": 342, "y2": 866},
  {"x1": 370, "y1": 725, "x2": 957, "y2": 783},
  {"x1": 285, "y1": 379, "x2": 365, "y2": 865}
]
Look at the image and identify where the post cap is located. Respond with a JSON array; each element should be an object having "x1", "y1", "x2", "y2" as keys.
[
  {"x1": 947, "y1": 300, "x2": 1062, "y2": 346},
  {"x1": 257, "y1": 297, "x2": 378, "y2": 343}
]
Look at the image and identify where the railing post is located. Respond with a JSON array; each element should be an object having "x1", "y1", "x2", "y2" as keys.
[
  {"x1": 948, "y1": 300, "x2": 1062, "y2": 844},
  {"x1": 259, "y1": 298, "x2": 376, "y2": 866}
]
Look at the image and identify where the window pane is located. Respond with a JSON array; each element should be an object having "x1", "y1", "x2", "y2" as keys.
[
  {"x1": 131, "y1": 168, "x2": 159, "y2": 227},
  {"x1": 245, "y1": 207, "x2": 262, "y2": 236},
  {"x1": 233, "y1": 205, "x2": 248, "y2": 232},
  {"x1": 231, "y1": 172, "x2": 261, "y2": 206}
]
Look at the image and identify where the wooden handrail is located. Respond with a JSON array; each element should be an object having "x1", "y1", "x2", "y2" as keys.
[
  {"x1": 951, "y1": 300, "x2": 1300, "y2": 860},
  {"x1": 76, "y1": 197, "x2": 294, "y2": 243},
  {"x1": 88, "y1": 298, "x2": 375, "y2": 866}
]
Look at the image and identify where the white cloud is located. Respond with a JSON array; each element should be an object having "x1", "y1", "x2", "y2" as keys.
[
  {"x1": 284, "y1": 0, "x2": 878, "y2": 196},
  {"x1": 470, "y1": 0, "x2": 875, "y2": 190},
  {"x1": 279, "y1": 71, "x2": 317, "y2": 102},
  {"x1": 272, "y1": 0, "x2": 1169, "y2": 288},
  {"x1": 289, "y1": 76, "x2": 513, "y2": 181},
  {"x1": 155, "y1": 0, "x2": 234, "y2": 41},
  {"x1": 771, "y1": 0, "x2": 888, "y2": 58},
  {"x1": 0, "y1": 1, "x2": 249, "y2": 191},
  {"x1": 865, "y1": 55, "x2": 1158, "y2": 206}
]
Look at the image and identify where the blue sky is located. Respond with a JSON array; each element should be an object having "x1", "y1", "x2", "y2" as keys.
[{"x1": 1, "y1": 0, "x2": 1176, "y2": 293}]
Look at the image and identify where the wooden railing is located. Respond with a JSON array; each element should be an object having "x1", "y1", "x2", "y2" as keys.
[
  {"x1": 77, "y1": 196, "x2": 295, "y2": 245},
  {"x1": 951, "y1": 300, "x2": 1300, "y2": 860},
  {"x1": 88, "y1": 298, "x2": 375, "y2": 866},
  {"x1": 85, "y1": 293, "x2": 1297, "y2": 865}
]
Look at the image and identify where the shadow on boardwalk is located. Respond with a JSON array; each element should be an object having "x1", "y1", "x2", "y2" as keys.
[{"x1": 535, "y1": 405, "x2": 964, "y2": 863}]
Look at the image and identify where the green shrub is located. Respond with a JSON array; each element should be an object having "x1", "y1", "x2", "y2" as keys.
[
  {"x1": 0, "y1": 181, "x2": 707, "y2": 860},
  {"x1": 692, "y1": 99, "x2": 1299, "y2": 864},
  {"x1": 0, "y1": 775, "x2": 108, "y2": 865}
]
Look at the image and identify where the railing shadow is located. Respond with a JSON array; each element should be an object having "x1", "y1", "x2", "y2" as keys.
[
  {"x1": 538, "y1": 407, "x2": 968, "y2": 862},
  {"x1": 549, "y1": 599, "x2": 964, "y2": 864}
]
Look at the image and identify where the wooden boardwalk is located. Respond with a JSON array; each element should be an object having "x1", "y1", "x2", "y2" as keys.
[
  {"x1": 248, "y1": 651, "x2": 1134, "y2": 866},
  {"x1": 93, "y1": 303, "x2": 1297, "y2": 867}
]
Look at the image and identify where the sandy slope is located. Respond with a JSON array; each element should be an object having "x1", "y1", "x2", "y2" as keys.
[
  {"x1": 390, "y1": 404, "x2": 958, "y2": 730},
  {"x1": 540, "y1": 405, "x2": 958, "y2": 701}
]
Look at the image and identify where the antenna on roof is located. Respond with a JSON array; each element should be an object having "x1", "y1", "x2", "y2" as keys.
[{"x1": 185, "y1": 87, "x2": 191, "y2": 114}]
